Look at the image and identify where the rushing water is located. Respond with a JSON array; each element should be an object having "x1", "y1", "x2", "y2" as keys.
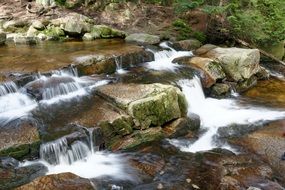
[
  {"x1": 169, "y1": 76, "x2": 285, "y2": 152},
  {"x1": 23, "y1": 128, "x2": 133, "y2": 180},
  {"x1": 145, "y1": 42, "x2": 192, "y2": 71}
]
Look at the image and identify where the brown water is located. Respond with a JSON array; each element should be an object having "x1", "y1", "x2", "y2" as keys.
[{"x1": 0, "y1": 39, "x2": 138, "y2": 76}]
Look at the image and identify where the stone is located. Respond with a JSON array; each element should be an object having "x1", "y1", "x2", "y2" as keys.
[
  {"x1": 197, "y1": 45, "x2": 261, "y2": 82},
  {"x1": 15, "y1": 172, "x2": 94, "y2": 190},
  {"x1": 91, "y1": 25, "x2": 126, "y2": 39},
  {"x1": 12, "y1": 33, "x2": 37, "y2": 45},
  {"x1": 247, "y1": 187, "x2": 261, "y2": 190},
  {"x1": 0, "y1": 157, "x2": 47, "y2": 190},
  {"x1": 0, "y1": 119, "x2": 40, "y2": 159},
  {"x1": 82, "y1": 33, "x2": 93, "y2": 41},
  {"x1": 236, "y1": 76, "x2": 257, "y2": 92},
  {"x1": 36, "y1": 0, "x2": 56, "y2": 7},
  {"x1": 96, "y1": 83, "x2": 187, "y2": 129},
  {"x1": 3, "y1": 20, "x2": 30, "y2": 33},
  {"x1": 109, "y1": 127, "x2": 165, "y2": 150},
  {"x1": 41, "y1": 26, "x2": 65, "y2": 40},
  {"x1": 26, "y1": 26, "x2": 39, "y2": 37},
  {"x1": 125, "y1": 33, "x2": 160, "y2": 45},
  {"x1": 0, "y1": 32, "x2": 6, "y2": 45},
  {"x1": 210, "y1": 83, "x2": 230, "y2": 97},
  {"x1": 32, "y1": 20, "x2": 45, "y2": 30},
  {"x1": 51, "y1": 13, "x2": 93, "y2": 36},
  {"x1": 194, "y1": 44, "x2": 217, "y2": 55},
  {"x1": 172, "y1": 39, "x2": 202, "y2": 51},
  {"x1": 76, "y1": 46, "x2": 154, "y2": 75},
  {"x1": 37, "y1": 33, "x2": 47, "y2": 41},
  {"x1": 163, "y1": 116, "x2": 200, "y2": 138},
  {"x1": 255, "y1": 66, "x2": 270, "y2": 80},
  {"x1": 174, "y1": 56, "x2": 226, "y2": 87}
]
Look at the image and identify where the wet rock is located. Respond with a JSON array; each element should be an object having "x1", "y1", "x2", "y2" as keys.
[
  {"x1": 37, "y1": 33, "x2": 47, "y2": 41},
  {"x1": 236, "y1": 76, "x2": 257, "y2": 93},
  {"x1": 194, "y1": 44, "x2": 217, "y2": 55},
  {"x1": 76, "y1": 46, "x2": 154, "y2": 75},
  {"x1": 26, "y1": 26, "x2": 39, "y2": 37},
  {"x1": 82, "y1": 33, "x2": 93, "y2": 41},
  {"x1": 9, "y1": 33, "x2": 37, "y2": 45},
  {"x1": 125, "y1": 33, "x2": 160, "y2": 45},
  {"x1": 238, "y1": 120, "x2": 285, "y2": 182},
  {"x1": 174, "y1": 56, "x2": 226, "y2": 87},
  {"x1": 196, "y1": 45, "x2": 261, "y2": 82},
  {"x1": 15, "y1": 172, "x2": 94, "y2": 190},
  {"x1": 109, "y1": 127, "x2": 165, "y2": 150},
  {"x1": 210, "y1": 83, "x2": 230, "y2": 97},
  {"x1": 0, "y1": 157, "x2": 47, "y2": 190},
  {"x1": 40, "y1": 26, "x2": 65, "y2": 40},
  {"x1": 96, "y1": 83, "x2": 187, "y2": 129},
  {"x1": 0, "y1": 119, "x2": 40, "y2": 160},
  {"x1": 0, "y1": 32, "x2": 6, "y2": 45},
  {"x1": 172, "y1": 39, "x2": 202, "y2": 51},
  {"x1": 163, "y1": 116, "x2": 200, "y2": 138},
  {"x1": 217, "y1": 123, "x2": 264, "y2": 138},
  {"x1": 255, "y1": 66, "x2": 270, "y2": 80}
]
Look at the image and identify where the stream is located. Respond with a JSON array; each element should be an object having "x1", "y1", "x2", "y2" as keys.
[{"x1": 1, "y1": 40, "x2": 285, "y2": 189}]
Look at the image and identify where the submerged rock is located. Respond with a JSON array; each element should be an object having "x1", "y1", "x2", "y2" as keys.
[
  {"x1": 15, "y1": 172, "x2": 94, "y2": 190},
  {"x1": 0, "y1": 119, "x2": 40, "y2": 160},
  {"x1": 125, "y1": 33, "x2": 160, "y2": 45},
  {"x1": 96, "y1": 83, "x2": 187, "y2": 129}
]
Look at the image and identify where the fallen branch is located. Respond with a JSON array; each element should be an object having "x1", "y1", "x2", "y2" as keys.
[{"x1": 234, "y1": 38, "x2": 285, "y2": 66}]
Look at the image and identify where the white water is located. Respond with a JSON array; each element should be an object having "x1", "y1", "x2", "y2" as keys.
[
  {"x1": 171, "y1": 77, "x2": 285, "y2": 152},
  {"x1": 115, "y1": 56, "x2": 128, "y2": 74},
  {"x1": 23, "y1": 129, "x2": 132, "y2": 180},
  {"x1": 145, "y1": 42, "x2": 193, "y2": 71},
  {"x1": 0, "y1": 81, "x2": 18, "y2": 96}
]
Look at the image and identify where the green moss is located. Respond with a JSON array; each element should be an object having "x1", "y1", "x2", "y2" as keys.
[{"x1": 112, "y1": 116, "x2": 134, "y2": 136}]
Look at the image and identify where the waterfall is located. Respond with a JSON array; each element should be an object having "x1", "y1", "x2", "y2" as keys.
[
  {"x1": 145, "y1": 42, "x2": 193, "y2": 71},
  {"x1": 171, "y1": 76, "x2": 285, "y2": 152},
  {"x1": 42, "y1": 82, "x2": 83, "y2": 100},
  {"x1": 0, "y1": 81, "x2": 18, "y2": 96},
  {"x1": 23, "y1": 128, "x2": 132, "y2": 180},
  {"x1": 115, "y1": 56, "x2": 128, "y2": 74}
]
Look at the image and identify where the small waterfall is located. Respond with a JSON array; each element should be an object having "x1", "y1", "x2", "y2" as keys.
[
  {"x1": 145, "y1": 42, "x2": 193, "y2": 71},
  {"x1": 171, "y1": 76, "x2": 285, "y2": 152},
  {"x1": 24, "y1": 129, "x2": 132, "y2": 180},
  {"x1": 0, "y1": 81, "x2": 18, "y2": 96},
  {"x1": 114, "y1": 56, "x2": 128, "y2": 74},
  {"x1": 42, "y1": 82, "x2": 83, "y2": 100},
  {"x1": 40, "y1": 137, "x2": 90, "y2": 165}
]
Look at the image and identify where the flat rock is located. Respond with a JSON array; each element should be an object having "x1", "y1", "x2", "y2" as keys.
[
  {"x1": 125, "y1": 33, "x2": 160, "y2": 45},
  {"x1": 96, "y1": 83, "x2": 187, "y2": 129}
]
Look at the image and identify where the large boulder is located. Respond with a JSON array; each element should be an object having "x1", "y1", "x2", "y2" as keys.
[
  {"x1": 196, "y1": 45, "x2": 260, "y2": 82},
  {"x1": 15, "y1": 172, "x2": 94, "y2": 190},
  {"x1": 96, "y1": 83, "x2": 187, "y2": 129},
  {"x1": 0, "y1": 119, "x2": 41, "y2": 159},
  {"x1": 125, "y1": 33, "x2": 160, "y2": 45},
  {"x1": 173, "y1": 56, "x2": 226, "y2": 87},
  {"x1": 2, "y1": 20, "x2": 30, "y2": 33},
  {"x1": 36, "y1": 0, "x2": 56, "y2": 7},
  {"x1": 7, "y1": 33, "x2": 37, "y2": 45},
  {"x1": 51, "y1": 13, "x2": 94, "y2": 36},
  {"x1": 0, "y1": 32, "x2": 6, "y2": 45}
]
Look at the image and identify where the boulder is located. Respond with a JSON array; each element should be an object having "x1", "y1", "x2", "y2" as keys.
[
  {"x1": 91, "y1": 25, "x2": 126, "y2": 39},
  {"x1": 32, "y1": 20, "x2": 45, "y2": 31},
  {"x1": 0, "y1": 32, "x2": 6, "y2": 45},
  {"x1": 15, "y1": 172, "x2": 94, "y2": 190},
  {"x1": 3, "y1": 20, "x2": 30, "y2": 33},
  {"x1": 96, "y1": 83, "x2": 187, "y2": 129},
  {"x1": 125, "y1": 33, "x2": 160, "y2": 45},
  {"x1": 210, "y1": 83, "x2": 230, "y2": 97},
  {"x1": 27, "y1": 26, "x2": 39, "y2": 37},
  {"x1": 0, "y1": 157, "x2": 47, "y2": 190},
  {"x1": 172, "y1": 39, "x2": 202, "y2": 51},
  {"x1": 51, "y1": 13, "x2": 93, "y2": 36},
  {"x1": 0, "y1": 119, "x2": 41, "y2": 159},
  {"x1": 35, "y1": 0, "x2": 56, "y2": 7},
  {"x1": 174, "y1": 56, "x2": 226, "y2": 87},
  {"x1": 41, "y1": 26, "x2": 65, "y2": 40},
  {"x1": 196, "y1": 45, "x2": 260, "y2": 82},
  {"x1": 8, "y1": 33, "x2": 37, "y2": 45}
]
